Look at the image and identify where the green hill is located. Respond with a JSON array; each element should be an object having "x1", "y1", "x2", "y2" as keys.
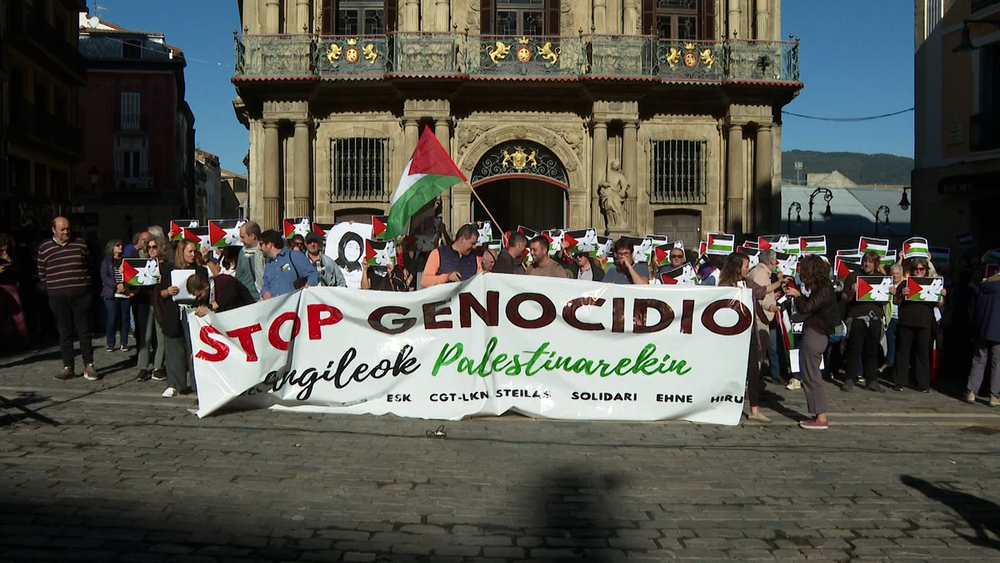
[{"x1": 782, "y1": 150, "x2": 914, "y2": 186}]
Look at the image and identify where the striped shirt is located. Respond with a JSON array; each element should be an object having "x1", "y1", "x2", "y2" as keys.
[{"x1": 37, "y1": 238, "x2": 91, "y2": 295}]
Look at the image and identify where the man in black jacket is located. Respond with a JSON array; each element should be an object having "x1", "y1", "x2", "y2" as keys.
[{"x1": 492, "y1": 232, "x2": 528, "y2": 275}]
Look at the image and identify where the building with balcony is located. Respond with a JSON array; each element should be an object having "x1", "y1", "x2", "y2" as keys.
[
  {"x1": 233, "y1": 0, "x2": 801, "y2": 242},
  {"x1": 1, "y1": 0, "x2": 86, "y2": 234},
  {"x1": 74, "y1": 15, "x2": 196, "y2": 241},
  {"x1": 913, "y1": 0, "x2": 1000, "y2": 258}
]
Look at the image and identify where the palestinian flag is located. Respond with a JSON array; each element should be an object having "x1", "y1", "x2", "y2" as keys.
[
  {"x1": 699, "y1": 241, "x2": 708, "y2": 255},
  {"x1": 706, "y1": 233, "x2": 735, "y2": 255},
  {"x1": 834, "y1": 255, "x2": 863, "y2": 282},
  {"x1": 371, "y1": 215, "x2": 389, "y2": 239},
  {"x1": 313, "y1": 223, "x2": 336, "y2": 242},
  {"x1": 837, "y1": 249, "x2": 861, "y2": 256},
  {"x1": 857, "y1": 276, "x2": 893, "y2": 302},
  {"x1": 742, "y1": 240, "x2": 759, "y2": 250},
  {"x1": 208, "y1": 219, "x2": 245, "y2": 248},
  {"x1": 565, "y1": 229, "x2": 598, "y2": 256},
  {"x1": 645, "y1": 234, "x2": 669, "y2": 246},
  {"x1": 190, "y1": 226, "x2": 211, "y2": 249},
  {"x1": 800, "y1": 235, "x2": 827, "y2": 255},
  {"x1": 858, "y1": 236, "x2": 890, "y2": 256},
  {"x1": 775, "y1": 252, "x2": 799, "y2": 277},
  {"x1": 982, "y1": 249, "x2": 1000, "y2": 265},
  {"x1": 517, "y1": 225, "x2": 538, "y2": 238},
  {"x1": 177, "y1": 226, "x2": 204, "y2": 245},
  {"x1": 365, "y1": 239, "x2": 396, "y2": 266},
  {"x1": 758, "y1": 235, "x2": 790, "y2": 253},
  {"x1": 778, "y1": 308, "x2": 795, "y2": 351},
  {"x1": 477, "y1": 221, "x2": 494, "y2": 246},
  {"x1": 738, "y1": 245, "x2": 760, "y2": 259},
  {"x1": 659, "y1": 264, "x2": 698, "y2": 285},
  {"x1": 170, "y1": 219, "x2": 199, "y2": 241},
  {"x1": 957, "y1": 232, "x2": 976, "y2": 248},
  {"x1": 385, "y1": 126, "x2": 467, "y2": 239},
  {"x1": 401, "y1": 234, "x2": 419, "y2": 251},
  {"x1": 543, "y1": 229, "x2": 565, "y2": 255},
  {"x1": 596, "y1": 236, "x2": 613, "y2": 259},
  {"x1": 283, "y1": 217, "x2": 311, "y2": 239},
  {"x1": 122, "y1": 258, "x2": 160, "y2": 287},
  {"x1": 906, "y1": 276, "x2": 944, "y2": 302},
  {"x1": 902, "y1": 237, "x2": 930, "y2": 259},
  {"x1": 929, "y1": 246, "x2": 951, "y2": 266},
  {"x1": 881, "y1": 250, "x2": 898, "y2": 267},
  {"x1": 784, "y1": 238, "x2": 801, "y2": 255},
  {"x1": 654, "y1": 244, "x2": 673, "y2": 267}
]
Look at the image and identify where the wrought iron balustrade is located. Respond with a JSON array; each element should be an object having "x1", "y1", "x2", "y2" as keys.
[
  {"x1": 315, "y1": 35, "x2": 389, "y2": 78},
  {"x1": 588, "y1": 35, "x2": 656, "y2": 79},
  {"x1": 466, "y1": 35, "x2": 586, "y2": 78},
  {"x1": 234, "y1": 34, "x2": 315, "y2": 78},
  {"x1": 724, "y1": 39, "x2": 800, "y2": 83},
  {"x1": 656, "y1": 39, "x2": 725, "y2": 81},
  {"x1": 389, "y1": 32, "x2": 461, "y2": 76}
]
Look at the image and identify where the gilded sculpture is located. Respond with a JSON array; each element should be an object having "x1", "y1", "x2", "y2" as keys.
[
  {"x1": 487, "y1": 41, "x2": 511, "y2": 63},
  {"x1": 363, "y1": 43, "x2": 379, "y2": 63},
  {"x1": 700, "y1": 48, "x2": 716, "y2": 68},
  {"x1": 326, "y1": 43, "x2": 342, "y2": 63},
  {"x1": 501, "y1": 146, "x2": 538, "y2": 169},
  {"x1": 665, "y1": 47, "x2": 681, "y2": 68},
  {"x1": 539, "y1": 42, "x2": 560, "y2": 64}
]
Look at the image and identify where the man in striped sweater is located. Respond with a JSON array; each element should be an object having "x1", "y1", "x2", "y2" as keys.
[{"x1": 37, "y1": 217, "x2": 99, "y2": 381}]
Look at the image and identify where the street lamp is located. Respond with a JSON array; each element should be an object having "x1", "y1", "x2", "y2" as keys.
[
  {"x1": 954, "y1": 19, "x2": 1000, "y2": 54},
  {"x1": 786, "y1": 201, "x2": 801, "y2": 234},
  {"x1": 874, "y1": 205, "x2": 890, "y2": 236},
  {"x1": 807, "y1": 187, "x2": 834, "y2": 234},
  {"x1": 898, "y1": 188, "x2": 910, "y2": 211}
]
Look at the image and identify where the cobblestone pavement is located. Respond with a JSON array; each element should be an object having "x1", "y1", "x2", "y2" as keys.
[{"x1": 2, "y1": 341, "x2": 1000, "y2": 562}]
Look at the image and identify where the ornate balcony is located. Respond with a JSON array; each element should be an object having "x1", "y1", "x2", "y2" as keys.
[
  {"x1": 389, "y1": 32, "x2": 461, "y2": 76},
  {"x1": 232, "y1": 33, "x2": 801, "y2": 85},
  {"x1": 315, "y1": 35, "x2": 389, "y2": 78},
  {"x1": 465, "y1": 35, "x2": 587, "y2": 79},
  {"x1": 234, "y1": 34, "x2": 314, "y2": 79}
]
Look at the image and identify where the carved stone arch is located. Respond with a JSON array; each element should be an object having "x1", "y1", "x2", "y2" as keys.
[{"x1": 452, "y1": 123, "x2": 590, "y2": 230}]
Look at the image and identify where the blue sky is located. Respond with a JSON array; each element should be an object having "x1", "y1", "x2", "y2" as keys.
[{"x1": 88, "y1": 0, "x2": 915, "y2": 172}]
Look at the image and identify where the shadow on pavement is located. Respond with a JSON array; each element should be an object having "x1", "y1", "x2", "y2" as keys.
[
  {"x1": 535, "y1": 467, "x2": 623, "y2": 562},
  {"x1": 901, "y1": 475, "x2": 1000, "y2": 549},
  {"x1": 0, "y1": 392, "x2": 58, "y2": 427}
]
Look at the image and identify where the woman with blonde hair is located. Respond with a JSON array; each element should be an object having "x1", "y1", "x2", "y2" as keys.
[{"x1": 154, "y1": 239, "x2": 207, "y2": 398}]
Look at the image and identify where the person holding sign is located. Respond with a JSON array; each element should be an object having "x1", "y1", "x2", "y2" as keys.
[
  {"x1": 130, "y1": 235, "x2": 167, "y2": 382},
  {"x1": 893, "y1": 258, "x2": 945, "y2": 393},
  {"x1": 840, "y1": 250, "x2": 890, "y2": 393},
  {"x1": 155, "y1": 239, "x2": 207, "y2": 398}
]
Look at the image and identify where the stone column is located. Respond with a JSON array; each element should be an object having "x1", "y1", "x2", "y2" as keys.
[
  {"x1": 623, "y1": 121, "x2": 638, "y2": 232},
  {"x1": 592, "y1": 120, "x2": 608, "y2": 229},
  {"x1": 755, "y1": 0, "x2": 770, "y2": 40},
  {"x1": 594, "y1": 0, "x2": 607, "y2": 34},
  {"x1": 293, "y1": 120, "x2": 311, "y2": 218},
  {"x1": 728, "y1": 0, "x2": 741, "y2": 39},
  {"x1": 263, "y1": 120, "x2": 281, "y2": 230},
  {"x1": 266, "y1": 0, "x2": 280, "y2": 33},
  {"x1": 435, "y1": 119, "x2": 452, "y2": 222},
  {"x1": 404, "y1": 0, "x2": 420, "y2": 32},
  {"x1": 295, "y1": 0, "x2": 310, "y2": 32},
  {"x1": 435, "y1": 0, "x2": 449, "y2": 32},
  {"x1": 725, "y1": 123, "x2": 744, "y2": 234},
  {"x1": 404, "y1": 118, "x2": 420, "y2": 158},
  {"x1": 623, "y1": 0, "x2": 639, "y2": 35},
  {"x1": 754, "y1": 125, "x2": 773, "y2": 232}
]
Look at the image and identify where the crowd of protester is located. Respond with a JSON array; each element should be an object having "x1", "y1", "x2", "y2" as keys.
[{"x1": 1, "y1": 218, "x2": 998, "y2": 425}]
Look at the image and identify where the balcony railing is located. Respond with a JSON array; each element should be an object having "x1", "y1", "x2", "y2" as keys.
[
  {"x1": 970, "y1": 112, "x2": 1000, "y2": 152},
  {"x1": 233, "y1": 33, "x2": 801, "y2": 85},
  {"x1": 9, "y1": 98, "x2": 83, "y2": 156}
]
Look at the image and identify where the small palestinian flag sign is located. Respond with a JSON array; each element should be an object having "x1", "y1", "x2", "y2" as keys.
[
  {"x1": 837, "y1": 249, "x2": 862, "y2": 256},
  {"x1": 476, "y1": 221, "x2": 493, "y2": 246},
  {"x1": 775, "y1": 252, "x2": 799, "y2": 277},
  {"x1": 645, "y1": 234, "x2": 669, "y2": 246},
  {"x1": 283, "y1": 217, "x2": 311, "y2": 239},
  {"x1": 982, "y1": 248, "x2": 1000, "y2": 265},
  {"x1": 619, "y1": 236, "x2": 652, "y2": 264},
  {"x1": 188, "y1": 226, "x2": 211, "y2": 249},
  {"x1": 659, "y1": 263, "x2": 699, "y2": 285},
  {"x1": 739, "y1": 246, "x2": 761, "y2": 268},
  {"x1": 706, "y1": 233, "x2": 735, "y2": 255},
  {"x1": 565, "y1": 229, "x2": 599, "y2": 257},
  {"x1": 742, "y1": 240, "x2": 759, "y2": 250},
  {"x1": 371, "y1": 215, "x2": 389, "y2": 239},
  {"x1": 596, "y1": 236, "x2": 613, "y2": 259},
  {"x1": 856, "y1": 276, "x2": 893, "y2": 302},
  {"x1": 881, "y1": 250, "x2": 898, "y2": 267},
  {"x1": 902, "y1": 237, "x2": 930, "y2": 259},
  {"x1": 957, "y1": 232, "x2": 976, "y2": 248},
  {"x1": 784, "y1": 238, "x2": 801, "y2": 255},
  {"x1": 365, "y1": 239, "x2": 396, "y2": 266},
  {"x1": 517, "y1": 225, "x2": 538, "y2": 238},
  {"x1": 122, "y1": 258, "x2": 160, "y2": 287},
  {"x1": 834, "y1": 255, "x2": 863, "y2": 283},
  {"x1": 800, "y1": 235, "x2": 827, "y2": 255},
  {"x1": 654, "y1": 244, "x2": 674, "y2": 267},
  {"x1": 858, "y1": 236, "x2": 890, "y2": 256},
  {"x1": 906, "y1": 276, "x2": 944, "y2": 303},
  {"x1": 543, "y1": 229, "x2": 565, "y2": 255},
  {"x1": 312, "y1": 223, "x2": 336, "y2": 242},
  {"x1": 758, "y1": 235, "x2": 791, "y2": 253},
  {"x1": 208, "y1": 219, "x2": 245, "y2": 248},
  {"x1": 170, "y1": 219, "x2": 199, "y2": 241},
  {"x1": 929, "y1": 246, "x2": 951, "y2": 266},
  {"x1": 699, "y1": 241, "x2": 708, "y2": 255}
]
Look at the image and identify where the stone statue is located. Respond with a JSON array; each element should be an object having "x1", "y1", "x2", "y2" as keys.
[{"x1": 600, "y1": 159, "x2": 629, "y2": 230}]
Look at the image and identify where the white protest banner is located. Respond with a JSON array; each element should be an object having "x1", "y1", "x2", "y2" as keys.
[{"x1": 188, "y1": 277, "x2": 754, "y2": 425}]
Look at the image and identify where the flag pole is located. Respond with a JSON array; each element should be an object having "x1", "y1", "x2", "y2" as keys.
[{"x1": 468, "y1": 183, "x2": 505, "y2": 236}]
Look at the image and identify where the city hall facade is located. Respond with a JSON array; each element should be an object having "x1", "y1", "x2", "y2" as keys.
[{"x1": 232, "y1": 0, "x2": 800, "y2": 242}]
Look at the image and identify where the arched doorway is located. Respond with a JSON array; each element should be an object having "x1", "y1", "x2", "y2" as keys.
[
  {"x1": 472, "y1": 178, "x2": 566, "y2": 231},
  {"x1": 469, "y1": 140, "x2": 570, "y2": 232}
]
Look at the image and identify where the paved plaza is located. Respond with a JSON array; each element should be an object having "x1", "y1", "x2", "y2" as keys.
[{"x1": 2, "y1": 341, "x2": 1000, "y2": 562}]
